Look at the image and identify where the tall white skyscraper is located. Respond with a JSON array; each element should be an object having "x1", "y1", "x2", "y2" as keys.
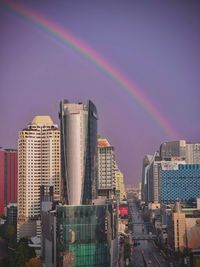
[
  {"x1": 17, "y1": 116, "x2": 60, "y2": 239},
  {"x1": 60, "y1": 100, "x2": 98, "y2": 205}
]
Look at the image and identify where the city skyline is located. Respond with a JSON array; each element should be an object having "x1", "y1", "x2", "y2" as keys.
[{"x1": 0, "y1": 0, "x2": 199, "y2": 184}]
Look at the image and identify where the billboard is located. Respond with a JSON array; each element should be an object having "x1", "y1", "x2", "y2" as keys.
[
  {"x1": 161, "y1": 162, "x2": 179, "y2": 171},
  {"x1": 119, "y1": 205, "x2": 128, "y2": 216}
]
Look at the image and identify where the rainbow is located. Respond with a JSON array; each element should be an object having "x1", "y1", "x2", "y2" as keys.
[{"x1": 0, "y1": 0, "x2": 179, "y2": 139}]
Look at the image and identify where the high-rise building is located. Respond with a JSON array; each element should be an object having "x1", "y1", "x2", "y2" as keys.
[
  {"x1": 160, "y1": 140, "x2": 200, "y2": 164},
  {"x1": 97, "y1": 138, "x2": 116, "y2": 196},
  {"x1": 59, "y1": 100, "x2": 98, "y2": 205},
  {"x1": 145, "y1": 154, "x2": 185, "y2": 204},
  {"x1": 160, "y1": 140, "x2": 186, "y2": 159},
  {"x1": 186, "y1": 143, "x2": 200, "y2": 164},
  {"x1": 141, "y1": 154, "x2": 154, "y2": 203},
  {"x1": 17, "y1": 116, "x2": 60, "y2": 239},
  {"x1": 0, "y1": 148, "x2": 18, "y2": 215}
]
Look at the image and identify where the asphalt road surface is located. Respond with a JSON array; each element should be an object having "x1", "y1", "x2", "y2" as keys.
[{"x1": 129, "y1": 201, "x2": 168, "y2": 267}]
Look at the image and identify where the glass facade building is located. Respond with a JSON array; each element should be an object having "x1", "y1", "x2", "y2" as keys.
[
  {"x1": 160, "y1": 164, "x2": 200, "y2": 204},
  {"x1": 56, "y1": 204, "x2": 117, "y2": 267},
  {"x1": 59, "y1": 100, "x2": 98, "y2": 205}
]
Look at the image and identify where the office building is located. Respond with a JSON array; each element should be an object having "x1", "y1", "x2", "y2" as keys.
[
  {"x1": 143, "y1": 153, "x2": 185, "y2": 204},
  {"x1": 160, "y1": 140, "x2": 200, "y2": 164},
  {"x1": 97, "y1": 138, "x2": 116, "y2": 197},
  {"x1": 171, "y1": 202, "x2": 186, "y2": 251},
  {"x1": 7, "y1": 203, "x2": 17, "y2": 226},
  {"x1": 141, "y1": 154, "x2": 154, "y2": 203},
  {"x1": 167, "y1": 202, "x2": 200, "y2": 251},
  {"x1": 17, "y1": 116, "x2": 60, "y2": 239},
  {"x1": 160, "y1": 164, "x2": 200, "y2": 204},
  {"x1": 186, "y1": 143, "x2": 200, "y2": 164},
  {"x1": 160, "y1": 140, "x2": 186, "y2": 159},
  {"x1": 41, "y1": 203, "x2": 118, "y2": 267},
  {"x1": 59, "y1": 100, "x2": 98, "y2": 205},
  {"x1": 0, "y1": 148, "x2": 18, "y2": 215}
]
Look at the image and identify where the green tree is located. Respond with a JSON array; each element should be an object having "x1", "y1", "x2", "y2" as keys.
[
  {"x1": 124, "y1": 241, "x2": 131, "y2": 260},
  {"x1": 4, "y1": 238, "x2": 36, "y2": 267}
]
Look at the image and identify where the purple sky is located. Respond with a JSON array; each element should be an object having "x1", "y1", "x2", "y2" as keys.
[{"x1": 0, "y1": 0, "x2": 199, "y2": 185}]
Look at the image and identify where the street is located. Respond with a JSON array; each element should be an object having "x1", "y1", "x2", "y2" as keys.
[{"x1": 129, "y1": 201, "x2": 168, "y2": 267}]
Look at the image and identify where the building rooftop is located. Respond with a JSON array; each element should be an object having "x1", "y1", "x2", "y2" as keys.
[
  {"x1": 32, "y1": 116, "x2": 54, "y2": 125},
  {"x1": 97, "y1": 138, "x2": 111, "y2": 148}
]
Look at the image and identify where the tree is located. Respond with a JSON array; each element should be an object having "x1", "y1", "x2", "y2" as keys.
[
  {"x1": 5, "y1": 224, "x2": 16, "y2": 244},
  {"x1": 124, "y1": 241, "x2": 131, "y2": 260},
  {"x1": 15, "y1": 239, "x2": 35, "y2": 267},
  {"x1": 23, "y1": 257, "x2": 43, "y2": 267}
]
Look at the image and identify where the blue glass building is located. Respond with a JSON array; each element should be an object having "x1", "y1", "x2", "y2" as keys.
[{"x1": 160, "y1": 164, "x2": 200, "y2": 204}]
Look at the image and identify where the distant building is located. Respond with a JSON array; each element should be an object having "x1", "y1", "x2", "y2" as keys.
[
  {"x1": 0, "y1": 148, "x2": 18, "y2": 215},
  {"x1": 141, "y1": 154, "x2": 154, "y2": 203},
  {"x1": 97, "y1": 138, "x2": 116, "y2": 197},
  {"x1": 186, "y1": 143, "x2": 200, "y2": 164},
  {"x1": 143, "y1": 153, "x2": 185, "y2": 204},
  {"x1": 7, "y1": 203, "x2": 17, "y2": 226},
  {"x1": 170, "y1": 202, "x2": 186, "y2": 251},
  {"x1": 17, "y1": 116, "x2": 60, "y2": 240},
  {"x1": 167, "y1": 202, "x2": 200, "y2": 251},
  {"x1": 160, "y1": 164, "x2": 200, "y2": 204},
  {"x1": 160, "y1": 140, "x2": 200, "y2": 164},
  {"x1": 115, "y1": 168, "x2": 125, "y2": 201},
  {"x1": 142, "y1": 140, "x2": 200, "y2": 205},
  {"x1": 147, "y1": 152, "x2": 161, "y2": 203},
  {"x1": 59, "y1": 100, "x2": 98, "y2": 205},
  {"x1": 160, "y1": 140, "x2": 186, "y2": 159}
]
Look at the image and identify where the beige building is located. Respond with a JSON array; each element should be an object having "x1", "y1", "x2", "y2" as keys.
[
  {"x1": 172, "y1": 211, "x2": 186, "y2": 251},
  {"x1": 97, "y1": 138, "x2": 116, "y2": 192},
  {"x1": 115, "y1": 168, "x2": 125, "y2": 201},
  {"x1": 185, "y1": 217, "x2": 200, "y2": 249},
  {"x1": 17, "y1": 116, "x2": 60, "y2": 239},
  {"x1": 170, "y1": 211, "x2": 200, "y2": 251}
]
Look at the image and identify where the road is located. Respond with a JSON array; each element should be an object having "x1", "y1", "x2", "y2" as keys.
[{"x1": 129, "y1": 201, "x2": 169, "y2": 267}]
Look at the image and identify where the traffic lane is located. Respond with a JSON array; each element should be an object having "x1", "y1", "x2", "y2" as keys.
[
  {"x1": 138, "y1": 240, "x2": 168, "y2": 267},
  {"x1": 153, "y1": 250, "x2": 168, "y2": 267},
  {"x1": 130, "y1": 218, "x2": 167, "y2": 265},
  {"x1": 131, "y1": 248, "x2": 144, "y2": 267},
  {"x1": 143, "y1": 251, "x2": 160, "y2": 267},
  {"x1": 132, "y1": 241, "x2": 160, "y2": 267}
]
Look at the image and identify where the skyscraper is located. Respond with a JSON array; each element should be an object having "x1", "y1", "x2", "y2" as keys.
[
  {"x1": 160, "y1": 140, "x2": 200, "y2": 163},
  {"x1": 59, "y1": 100, "x2": 98, "y2": 205},
  {"x1": 17, "y1": 116, "x2": 60, "y2": 239},
  {"x1": 160, "y1": 140, "x2": 186, "y2": 159},
  {"x1": 0, "y1": 148, "x2": 18, "y2": 215}
]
